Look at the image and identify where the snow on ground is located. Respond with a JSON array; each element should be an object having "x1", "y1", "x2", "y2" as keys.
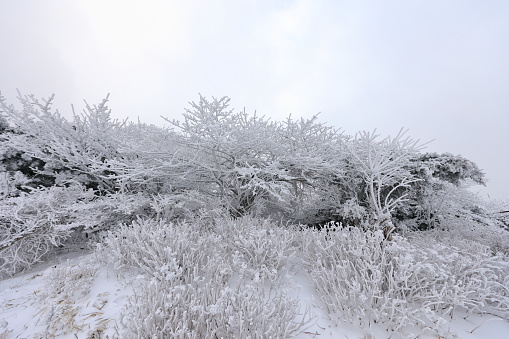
[
  {"x1": 1, "y1": 252, "x2": 509, "y2": 339},
  {"x1": 0, "y1": 251, "x2": 131, "y2": 338}
]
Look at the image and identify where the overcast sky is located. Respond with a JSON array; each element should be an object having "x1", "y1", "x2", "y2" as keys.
[{"x1": 1, "y1": 0, "x2": 508, "y2": 201}]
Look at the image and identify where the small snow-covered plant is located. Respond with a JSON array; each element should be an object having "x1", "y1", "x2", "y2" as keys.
[
  {"x1": 122, "y1": 269, "x2": 308, "y2": 338},
  {"x1": 301, "y1": 222, "x2": 509, "y2": 335},
  {"x1": 216, "y1": 216, "x2": 298, "y2": 282},
  {"x1": 0, "y1": 185, "x2": 95, "y2": 278},
  {"x1": 99, "y1": 217, "x2": 311, "y2": 338},
  {"x1": 96, "y1": 218, "x2": 216, "y2": 276},
  {"x1": 301, "y1": 223, "x2": 394, "y2": 326},
  {"x1": 402, "y1": 232, "x2": 509, "y2": 318},
  {"x1": 122, "y1": 276, "x2": 309, "y2": 339}
]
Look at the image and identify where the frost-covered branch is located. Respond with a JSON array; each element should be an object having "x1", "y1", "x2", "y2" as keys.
[{"x1": 348, "y1": 129, "x2": 424, "y2": 236}]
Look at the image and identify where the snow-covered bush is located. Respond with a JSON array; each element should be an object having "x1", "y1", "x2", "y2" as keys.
[
  {"x1": 0, "y1": 184, "x2": 156, "y2": 279},
  {"x1": 97, "y1": 218, "x2": 216, "y2": 276},
  {"x1": 396, "y1": 153, "x2": 487, "y2": 230},
  {"x1": 423, "y1": 214, "x2": 509, "y2": 256},
  {"x1": 301, "y1": 222, "x2": 509, "y2": 335},
  {"x1": 404, "y1": 232, "x2": 509, "y2": 316},
  {"x1": 216, "y1": 216, "x2": 299, "y2": 282},
  {"x1": 3, "y1": 90, "x2": 507, "y2": 335},
  {"x1": 122, "y1": 265, "x2": 307, "y2": 338},
  {"x1": 161, "y1": 96, "x2": 352, "y2": 222},
  {"x1": 0, "y1": 91, "x2": 125, "y2": 194},
  {"x1": 149, "y1": 191, "x2": 226, "y2": 224},
  {"x1": 3, "y1": 91, "x2": 494, "y2": 231},
  {"x1": 0, "y1": 185, "x2": 95, "y2": 278},
  {"x1": 272, "y1": 114, "x2": 347, "y2": 224},
  {"x1": 98, "y1": 217, "x2": 311, "y2": 338},
  {"x1": 162, "y1": 95, "x2": 282, "y2": 217}
]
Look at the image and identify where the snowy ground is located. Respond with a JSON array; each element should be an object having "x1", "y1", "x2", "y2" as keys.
[{"x1": 1, "y1": 252, "x2": 509, "y2": 339}]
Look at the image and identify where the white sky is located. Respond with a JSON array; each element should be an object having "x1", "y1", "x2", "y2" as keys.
[{"x1": 1, "y1": 0, "x2": 508, "y2": 200}]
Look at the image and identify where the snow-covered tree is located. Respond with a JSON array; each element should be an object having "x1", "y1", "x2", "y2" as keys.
[
  {"x1": 396, "y1": 152, "x2": 487, "y2": 230},
  {"x1": 161, "y1": 95, "x2": 348, "y2": 219},
  {"x1": 346, "y1": 129, "x2": 424, "y2": 238},
  {"x1": 0, "y1": 91, "x2": 125, "y2": 194}
]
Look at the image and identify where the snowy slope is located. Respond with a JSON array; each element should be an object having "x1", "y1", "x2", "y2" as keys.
[{"x1": 1, "y1": 252, "x2": 508, "y2": 339}]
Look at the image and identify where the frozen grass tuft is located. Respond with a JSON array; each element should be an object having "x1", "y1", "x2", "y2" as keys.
[{"x1": 34, "y1": 257, "x2": 99, "y2": 337}]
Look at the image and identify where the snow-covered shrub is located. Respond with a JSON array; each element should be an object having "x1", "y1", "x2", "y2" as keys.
[
  {"x1": 122, "y1": 261, "x2": 307, "y2": 338},
  {"x1": 301, "y1": 224, "x2": 394, "y2": 326},
  {"x1": 403, "y1": 232, "x2": 509, "y2": 317},
  {"x1": 0, "y1": 183, "x2": 155, "y2": 279},
  {"x1": 97, "y1": 218, "x2": 217, "y2": 277},
  {"x1": 71, "y1": 191, "x2": 154, "y2": 235},
  {"x1": 150, "y1": 191, "x2": 226, "y2": 225},
  {"x1": 216, "y1": 216, "x2": 298, "y2": 282},
  {"x1": 161, "y1": 95, "x2": 352, "y2": 222},
  {"x1": 427, "y1": 211, "x2": 509, "y2": 255},
  {"x1": 0, "y1": 91, "x2": 125, "y2": 194},
  {"x1": 396, "y1": 153, "x2": 487, "y2": 230},
  {"x1": 0, "y1": 111, "x2": 57, "y2": 196},
  {"x1": 0, "y1": 185, "x2": 96, "y2": 278},
  {"x1": 98, "y1": 217, "x2": 311, "y2": 338},
  {"x1": 301, "y1": 222, "x2": 509, "y2": 335},
  {"x1": 272, "y1": 114, "x2": 347, "y2": 224},
  {"x1": 163, "y1": 95, "x2": 282, "y2": 217}
]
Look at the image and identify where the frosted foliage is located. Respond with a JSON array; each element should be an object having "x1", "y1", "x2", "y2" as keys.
[
  {"x1": 0, "y1": 185, "x2": 156, "y2": 278},
  {"x1": 216, "y1": 217, "x2": 298, "y2": 282},
  {"x1": 149, "y1": 191, "x2": 226, "y2": 223},
  {"x1": 1, "y1": 91, "x2": 507, "y2": 337},
  {"x1": 162, "y1": 95, "x2": 348, "y2": 219},
  {"x1": 347, "y1": 130, "x2": 423, "y2": 233},
  {"x1": 302, "y1": 223, "x2": 509, "y2": 335},
  {"x1": 423, "y1": 217, "x2": 509, "y2": 256},
  {"x1": 0, "y1": 185, "x2": 95, "y2": 278},
  {"x1": 163, "y1": 95, "x2": 286, "y2": 217},
  {"x1": 1, "y1": 92, "x2": 489, "y2": 230},
  {"x1": 0, "y1": 91, "x2": 124, "y2": 192},
  {"x1": 98, "y1": 218, "x2": 311, "y2": 338},
  {"x1": 123, "y1": 273, "x2": 305, "y2": 339}
]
